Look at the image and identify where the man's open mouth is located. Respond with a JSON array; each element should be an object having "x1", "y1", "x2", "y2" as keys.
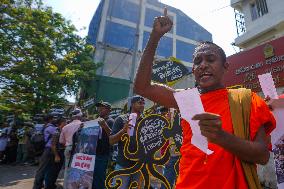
[{"x1": 200, "y1": 72, "x2": 213, "y2": 80}]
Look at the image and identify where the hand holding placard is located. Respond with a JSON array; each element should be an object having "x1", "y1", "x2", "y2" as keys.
[
  {"x1": 258, "y1": 72, "x2": 278, "y2": 99},
  {"x1": 173, "y1": 88, "x2": 213, "y2": 155}
]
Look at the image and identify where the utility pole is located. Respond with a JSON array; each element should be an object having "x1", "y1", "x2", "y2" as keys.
[{"x1": 128, "y1": 0, "x2": 143, "y2": 98}]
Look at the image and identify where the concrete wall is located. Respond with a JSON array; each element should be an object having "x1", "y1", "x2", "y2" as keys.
[
  {"x1": 95, "y1": 42, "x2": 141, "y2": 80},
  {"x1": 232, "y1": 0, "x2": 284, "y2": 49},
  {"x1": 87, "y1": 0, "x2": 212, "y2": 102},
  {"x1": 88, "y1": 0, "x2": 212, "y2": 70}
]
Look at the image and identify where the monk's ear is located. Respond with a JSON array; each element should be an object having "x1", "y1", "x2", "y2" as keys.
[{"x1": 223, "y1": 62, "x2": 229, "y2": 72}]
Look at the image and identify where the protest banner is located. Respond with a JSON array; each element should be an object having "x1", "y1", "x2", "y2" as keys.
[
  {"x1": 163, "y1": 111, "x2": 183, "y2": 151},
  {"x1": 66, "y1": 120, "x2": 101, "y2": 189},
  {"x1": 271, "y1": 98, "x2": 284, "y2": 188},
  {"x1": 106, "y1": 114, "x2": 172, "y2": 189},
  {"x1": 152, "y1": 57, "x2": 190, "y2": 86},
  {"x1": 83, "y1": 97, "x2": 95, "y2": 109},
  {"x1": 162, "y1": 111, "x2": 182, "y2": 176},
  {"x1": 258, "y1": 73, "x2": 284, "y2": 188}
]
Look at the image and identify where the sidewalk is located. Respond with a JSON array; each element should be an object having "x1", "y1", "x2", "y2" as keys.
[{"x1": 0, "y1": 165, "x2": 63, "y2": 189}]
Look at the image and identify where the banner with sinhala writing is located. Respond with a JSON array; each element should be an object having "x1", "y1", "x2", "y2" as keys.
[
  {"x1": 151, "y1": 58, "x2": 190, "y2": 86},
  {"x1": 66, "y1": 120, "x2": 100, "y2": 189}
]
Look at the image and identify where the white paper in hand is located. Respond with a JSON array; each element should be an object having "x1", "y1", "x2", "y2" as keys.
[
  {"x1": 174, "y1": 88, "x2": 213, "y2": 155},
  {"x1": 128, "y1": 113, "x2": 137, "y2": 136},
  {"x1": 258, "y1": 73, "x2": 278, "y2": 99}
]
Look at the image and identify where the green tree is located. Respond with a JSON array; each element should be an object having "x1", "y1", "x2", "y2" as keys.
[{"x1": 0, "y1": 0, "x2": 100, "y2": 115}]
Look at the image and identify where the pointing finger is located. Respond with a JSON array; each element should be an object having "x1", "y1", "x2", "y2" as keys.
[{"x1": 164, "y1": 7, "x2": 167, "y2": 16}]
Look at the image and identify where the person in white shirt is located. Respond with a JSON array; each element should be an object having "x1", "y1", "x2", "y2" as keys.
[{"x1": 59, "y1": 108, "x2": 83, "y2": 188}]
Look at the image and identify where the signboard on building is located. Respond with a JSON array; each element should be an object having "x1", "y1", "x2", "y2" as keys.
[{"x1": 224, "y1": 36, "x2": 284, "y2": 92}]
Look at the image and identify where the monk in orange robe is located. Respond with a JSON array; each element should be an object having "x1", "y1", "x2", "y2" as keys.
[{"x1": 133, "y1": 8, "x2": 276, "y2": 189}]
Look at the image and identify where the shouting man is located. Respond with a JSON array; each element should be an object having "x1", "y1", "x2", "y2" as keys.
[{"x1": 133, "y1": 8, "x2": 276, "y2": 189}]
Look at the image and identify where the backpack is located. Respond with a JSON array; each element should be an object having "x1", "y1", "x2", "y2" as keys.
[{"x1": 31, "y1": 124, "x2": 49, "y2": 153}]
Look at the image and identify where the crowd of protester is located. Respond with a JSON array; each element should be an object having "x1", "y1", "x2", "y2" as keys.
[
  {"x1": 1, "y1": 9, "x2": 281, "y2": 189},
  {"x1": 0, "y1": 95, "x2": 180, "y2": 189}
]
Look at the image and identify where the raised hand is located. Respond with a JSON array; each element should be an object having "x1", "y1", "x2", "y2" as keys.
[
  {"x1": 122, "y1": 118, "x2": 133, "y2": 133},
  {"x1": 98, "y1": 117, "x2": 107, "y2": 127},
  {"x1": 152, "y1": 7, "x2": 173, "y2": 38}
]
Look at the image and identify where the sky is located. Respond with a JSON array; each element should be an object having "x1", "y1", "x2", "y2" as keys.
[
  {"x1": 44, "y1": 0, "x2": 239, "y2": 102},
  {"x1": 45, "y1": 0, "x2": 239, "y2": 56}
]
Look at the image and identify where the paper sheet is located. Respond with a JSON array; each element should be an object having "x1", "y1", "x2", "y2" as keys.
[
  {"x1": 258, "y1": 73, "x2": 278, "y2": 99},
  {"x1": 174, "y1": 88, "x2": 213, "y2": 154},
  {"x1": 128, "y1": 113, "x2": 137, "y2": 136}
]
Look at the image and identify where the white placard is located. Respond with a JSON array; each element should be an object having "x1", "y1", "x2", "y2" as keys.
[
  {"x1": 71, "y1": 153, "x2": 96, "y2": 171},
  {"x1": 258, "y1": 73, "x2": 278, "y2": 99},
  {"x1": 174, "y1": 88, "x2": 213, "y2": 155},
  {"x1": 128, "y1": 113, "x2": 137, "y2": 136}
]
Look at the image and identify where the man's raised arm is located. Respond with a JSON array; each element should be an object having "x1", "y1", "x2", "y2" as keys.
[{"x1": 133, "y1": 8, "x2": 178, "y2": 109}]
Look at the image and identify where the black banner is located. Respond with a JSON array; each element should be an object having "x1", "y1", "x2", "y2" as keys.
[
  {"x1": 138, "y1": 114, "x2": 169, "y2": 158},
  {"x1": 152, "y1": 59, "x2": 190, "y2": 85},
  {"x1": 105, "y1": 114, "x2": 172, "y2": 189},
  {"x1": 163, "y1": 112, "x2": 183, "y2": 151}
]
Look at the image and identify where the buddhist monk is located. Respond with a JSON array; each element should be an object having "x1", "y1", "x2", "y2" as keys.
[{"x1": 133, "y1": 8, "x2": 276, "y2": 189}]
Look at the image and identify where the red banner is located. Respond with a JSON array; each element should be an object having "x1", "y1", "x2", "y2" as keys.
[{"x1": 224, "y1": 36, "x2": 284, "y2": 92}]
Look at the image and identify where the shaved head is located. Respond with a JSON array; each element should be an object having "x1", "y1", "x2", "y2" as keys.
[{"x1": 193, "y1": 41, "x2": 227, "y2": 64}]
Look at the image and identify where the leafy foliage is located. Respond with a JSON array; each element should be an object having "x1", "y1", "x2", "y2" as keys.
[{"x1": 0, "y1": 0, "x2": 100, "y2": 115}]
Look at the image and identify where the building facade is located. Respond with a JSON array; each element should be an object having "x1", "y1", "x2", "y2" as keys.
[
  {"x1": 228, "y1": 0, "x2": 284, "y2": 94},
  {"x1": 229, "y1": 1, "x2": 284, "y2": 187},
  {"x1": 232, "y1": 0, "x2": 284, "y2": 50},
  {"x1": 87, "y1": 0, "x2": 212, "y2": 103},
  {"x1": 224, "y1": 35, "x2": 284, "y2": 95}
]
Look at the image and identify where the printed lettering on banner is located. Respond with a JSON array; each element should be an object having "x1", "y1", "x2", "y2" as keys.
[{"x1": 71, "y1": 153, "x2": 96, "y2": 172}]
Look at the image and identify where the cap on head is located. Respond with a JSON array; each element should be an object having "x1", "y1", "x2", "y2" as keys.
[
  {"x1": 131, "y1": 95, "x2": 145, "y2": 104},
  {"x1": 95, "y1": 101, "x2": 112, "y2": 109},
  {"x1": 71, "y1": 108, "x2": 83, "y2": 117}
]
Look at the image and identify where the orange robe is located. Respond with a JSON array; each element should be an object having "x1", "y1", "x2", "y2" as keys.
[{"x1": 175, "y1": 89, "x2": 276, "y2": 189}]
